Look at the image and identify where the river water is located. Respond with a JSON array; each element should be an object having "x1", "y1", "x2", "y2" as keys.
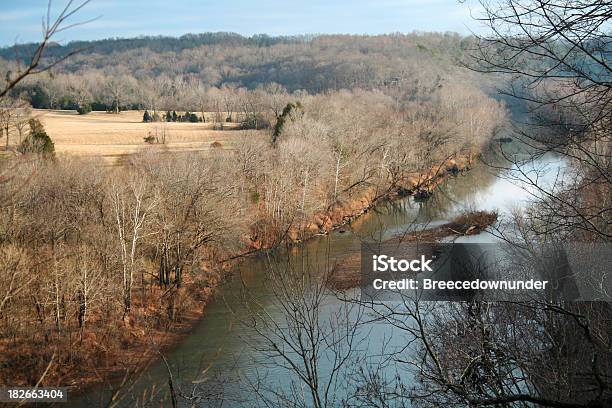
[{"x1": 70, "y1": 142, "x2": 567, "y2": 407}]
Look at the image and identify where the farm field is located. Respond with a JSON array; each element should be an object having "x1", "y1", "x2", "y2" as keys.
[{"x1": 31, "y1": 109, "x2": 261, "y2": 164}]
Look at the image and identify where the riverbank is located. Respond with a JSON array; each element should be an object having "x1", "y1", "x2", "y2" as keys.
[
  {"x1": 276, "y1": 154, "x2": 477, "y2": 246},
  {"x1": 77, "y1": 138, "x2": 566, "y2": 408},
  {"x1": 1, "y1": 152, "x2": 480, "y2": 395}
]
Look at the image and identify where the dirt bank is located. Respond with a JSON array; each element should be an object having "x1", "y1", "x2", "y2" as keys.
[{"x1": 249, "y1": 154, "x2": 477, "y2": 248}]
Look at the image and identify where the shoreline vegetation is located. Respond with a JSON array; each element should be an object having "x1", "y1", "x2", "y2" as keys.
[
  {"x1": 1, "y1": 145, "x2": 490, "y2": 392},
  {"x1": 84, "y1": 150, "x2": 486, "y2": 395}
]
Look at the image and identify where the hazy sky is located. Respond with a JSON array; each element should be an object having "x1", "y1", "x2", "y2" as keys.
[{"x1": 0, "y1": 0, "x2": 488, "y2": 46}]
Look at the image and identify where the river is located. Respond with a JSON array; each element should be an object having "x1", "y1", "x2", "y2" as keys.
[{"x1": 69, "y1": 141, "x2": 567, "y2": 407}]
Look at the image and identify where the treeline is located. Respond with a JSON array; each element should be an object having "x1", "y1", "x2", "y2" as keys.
[
  {"x1": 0, "y1": 32, "x2": 315, "y2": 62},
  {"x1": 0, "y1": 34, "x2": 491, "y2": 137},
  {"x1": 0, "y1": 32, "x2": 476, "y2": 111},
  {"x1": 143, "y1": 110, "x2": 201, "y2": 123},
  {"x1": 0, "y1": 86, "x2": 505, "y2": 385}
]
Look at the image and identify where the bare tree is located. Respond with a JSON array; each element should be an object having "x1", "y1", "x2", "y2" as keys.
[
  {"x1": 0, "y1": 98, "x2": 16, "y2": 149},
  {"x1": 468, "y1": 0, "x2": 612, "y2": 240},
  {"x1": 193, "y1": 81, "x2": 211, "y2": 123},
  {"x1": 110, "y1": 174, "x2": 157, "y2": 317},
  {"x1": 355, "y1": 2, "x2": 612, "y2": 407},
  {"x1": 220, "y1": 84, "x2": 238, "y2": 122},
  {"x1": 104, "y1": 72, "x2": 136, "y2": 114},
  {"x1": 239, "y1": 248, "x2": 365, "y2": 408},
  {"x1": 13, "y1": 100, "x2": 32, "y2": 143},
  {"x1": 0, "y1": 245, "x2": 32, "y2": 315},
  {"x1": 0, "y1": 0, "x2": 95, "y2": 99}
]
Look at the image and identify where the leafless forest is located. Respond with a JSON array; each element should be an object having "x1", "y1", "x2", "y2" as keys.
[
  {"x1": 0, "y1": 14, "x2": 506, "y2": 388},
  {"x1": 0, "y1": 1, "x2": 610, "y2": 407}
]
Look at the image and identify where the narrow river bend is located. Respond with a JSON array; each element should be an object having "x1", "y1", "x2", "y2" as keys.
[{"x1": 71, "y1": 142, "x2": 567, "y2": 407}]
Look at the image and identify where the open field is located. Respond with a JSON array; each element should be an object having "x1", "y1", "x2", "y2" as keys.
[{"x1": 30, "y1": 110, "x2": 261, "y2": 164}]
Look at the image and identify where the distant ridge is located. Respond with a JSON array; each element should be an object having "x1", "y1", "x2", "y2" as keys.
[{"x1": 0, "y1": 32, "x2": 320, "y2": 61}]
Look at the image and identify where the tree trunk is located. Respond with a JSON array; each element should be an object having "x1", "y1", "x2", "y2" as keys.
[{"x1": 334, "y1": 154, "x2": 341, "y2": 201}]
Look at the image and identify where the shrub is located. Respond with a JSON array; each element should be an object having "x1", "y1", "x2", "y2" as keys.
[
  {"x1": 241, "y1": 114, "x2": 270, "y2": 130},
  {"x1": 18, "y1": 119, "x2": 55, "y2": 156},
  {"x1": 77, "y1": 104, "x2": 92, "y2": 115}
]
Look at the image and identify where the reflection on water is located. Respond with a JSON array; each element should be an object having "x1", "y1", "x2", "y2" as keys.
[{"x1": 70, "y1": 143, "x2": 567, "y2": 407}]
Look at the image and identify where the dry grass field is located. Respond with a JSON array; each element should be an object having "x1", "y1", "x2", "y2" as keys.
[{"x1": 29, "y1": 110, "x2": 263, "y2": 165}]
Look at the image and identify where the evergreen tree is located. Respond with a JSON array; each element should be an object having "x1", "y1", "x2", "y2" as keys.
[
  {"x1": 28, "y1": 84, "x2": 51, "y2": 109},
  {"x1": 143, "y1": 110, "x2": 152, "y2": 122},
  {"x1": 172, "y1": 111, "x2": 178, "y2": 122},
  {"x1": 18, "y1": 119, "x2": 55, "y2": 157},
  {"x1": 165, "y1": 110, "x2": 172, "y2": 122},
  {"x1": 272, "y1": 102, "x2": 303, "y2": 144},
  {"x1": 184, "y1": 111, "x2": 198, "y2": 123},
  {"x1": 77, "y1": 104, "x2": 92, "y2": 115}
]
